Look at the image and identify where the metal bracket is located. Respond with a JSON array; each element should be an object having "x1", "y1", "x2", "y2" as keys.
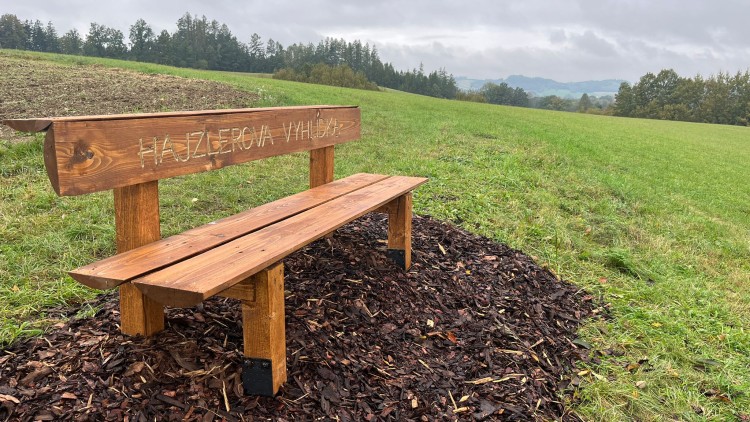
[
  {"x1": 386, "y1": 249, "x2": 406, "y2": 268},
  {"x1": 242, "y1": 358, "x2": 274, "y2": 397}
]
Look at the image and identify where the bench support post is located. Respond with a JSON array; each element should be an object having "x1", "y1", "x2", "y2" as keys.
[
  {"x1": 386, "y1": 192, "x2": 413, "y2": 270},
  {"x1": 310, "y1": 146, "x2": 334, "y2": 188},
  {"x1": 114, "y1": 181, "x2": 165, "y2": 336},
  {"x1": 240, "y1": 262, "x2": 287, "y2": 396},
  {"x1": 310, "y1": 146, "x2": 335, "y2": 238}
]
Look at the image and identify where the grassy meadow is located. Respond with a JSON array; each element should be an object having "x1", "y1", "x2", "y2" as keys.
[{"x1": 1, "y1": 50, "x2": 749, "y2": 420}]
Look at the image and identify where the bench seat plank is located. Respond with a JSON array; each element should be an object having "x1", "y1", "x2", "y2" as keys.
[
  {"x1": 69, "y1": 173, "x2": 390, "y2": 290},
  {"x1": 133, "y1": 175, "x2": 427, "y2": 307}
]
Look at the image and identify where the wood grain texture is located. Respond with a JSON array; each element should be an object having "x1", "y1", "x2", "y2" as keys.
[
  {"x1": 217, "y1": 278, "x2": 256, "y2": 301},
  {"x1": 69, "y1": 173, "x2": 389, "y2": 289},
  {"x1": 114, "y1": 182, "x2": 160, "y2": 252},
  {"x1": 241, "y1": 263, "x2": 286, "y2": 394},
  {"x1": 387, "y1": 193, "x2": 413, "y2": 269},
  {"x1": 133, "y1": 176, "x2": 427, "y2": 307},
  {"x1": 113, "y1": 181, "x2": 164, "y2": 336},
  {"x1": 309, "y1": 146, "x2": 334, "y2": 188},
  {"x1": 310, "y1": 146, "x2": 336, "y2": 239},
  {"x1": 119, "y1": 283, "x2": 164, "y2": 336},
  {"x1": 37, "y1": 106, "x2": 360, "y2": 196}
]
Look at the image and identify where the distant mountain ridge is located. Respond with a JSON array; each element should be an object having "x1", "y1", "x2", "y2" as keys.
[{"x1": 456, "y1": 75, "x2": 625, "y2": 98}]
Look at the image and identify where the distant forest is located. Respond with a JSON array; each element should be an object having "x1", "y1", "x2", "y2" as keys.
[
  {"x1": 0, "y1": 13, "x2": 458, "y2": 99},
  {"x1": 614, "y1": 69, "x2": 750, "y2": 126}
]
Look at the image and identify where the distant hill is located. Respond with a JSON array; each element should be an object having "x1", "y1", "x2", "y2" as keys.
[{"x1": 455, "y1": 75, "x2": 625, "y2": 98}]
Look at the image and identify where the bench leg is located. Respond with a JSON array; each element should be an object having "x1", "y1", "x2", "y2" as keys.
[
  {"x1": 309, "y1": 146, "x2": 334, "y2": 188},
  {"x1": 119, "y1": 283, "x2": 165, "y2": 336},
  {"x1": 386, "y1": 192, "x2": 413, "y2": 270},
  {"x1": 240, "y1": 262, "x2": 287, "y2": 396},
  {"x1": 114, "y1": 181, "x2": 164, "y2": 337}
]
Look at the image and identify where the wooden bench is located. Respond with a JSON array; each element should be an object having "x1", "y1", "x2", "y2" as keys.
[{"x1": 3, "y1": 106, "x2": 426, "y2": 396}]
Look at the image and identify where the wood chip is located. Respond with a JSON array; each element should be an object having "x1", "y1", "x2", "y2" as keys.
[
  {"x1": 465, "y1": 377, "x2": 495, "y2": 385},
  {"x1": 0, "y1": 394, "x2": 20, "y2": 404}
]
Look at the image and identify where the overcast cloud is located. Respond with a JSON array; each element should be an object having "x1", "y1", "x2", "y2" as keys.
[{"x1": 6, "y1": 0, "x2": 749, "y2": 82}]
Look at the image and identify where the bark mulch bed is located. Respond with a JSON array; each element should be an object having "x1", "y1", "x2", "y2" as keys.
[{"x1": 0, "y1": 214, "x2": 603, "y2": 421}]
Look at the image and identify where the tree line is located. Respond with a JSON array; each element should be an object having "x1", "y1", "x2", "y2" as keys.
[
  {"x1": 0, "y1": 13, "x2": 460, "y2": 100},
  {"x1": 614, "y1": 69, "x2": 750, "y2": 125},
  {"x1": 456, "y1": 82, "x2": 613, "y2": 114},
  {"x1": 3, "y1": 12, "x2": 620, "y2": 113},
  {"x1": 272, "y1": 39, "x2": 458, "y2": 99}
]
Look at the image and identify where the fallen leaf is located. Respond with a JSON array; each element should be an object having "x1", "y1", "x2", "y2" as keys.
[
  {"x1": 715, "y1": 394, "x2": 732, "y2": 404},
  {"x1": 438, "y1": 243, "x2": 446, "y2": 255},
  {"x1": 703, "y1": 388, "x2": 732, "y2": 403},
  {"x1": 626, "y1": 363, "x2": 641, "y2": 372},
  {"x1": 124, "y1": 361, "x2": 146, "y2": 377},
  {"x1": 61, "y1": 392, "x2": 77, "y2": 400},
  {"x1": 446, "y1": 331, "x2": 457, "y2": 343},
  {"x1": 572, "y1": 338, "x2": 592, "y2": 349},
  {"x1": 592, "y1": 372, "x2": 606, "y2": 381},
  {"x1": 693, "y1": 358, "x2": 721, "y2": 371}
]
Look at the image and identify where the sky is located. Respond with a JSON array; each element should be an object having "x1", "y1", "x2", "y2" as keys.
[{"x1": 5, "y1": 0, "x2": 750, "y2": 82}]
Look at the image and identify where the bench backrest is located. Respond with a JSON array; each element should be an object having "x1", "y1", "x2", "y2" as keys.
[{"x1": 3, "y1": 105, "x2": 360, "y2": 196}]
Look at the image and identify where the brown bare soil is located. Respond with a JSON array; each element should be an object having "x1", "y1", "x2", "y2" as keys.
[
  {"x1": 0, "y1": 214, "x2": 603, "y2": 421},
  {"x1": 0, "y1": 55, "x2": 259, "y2": 142}
]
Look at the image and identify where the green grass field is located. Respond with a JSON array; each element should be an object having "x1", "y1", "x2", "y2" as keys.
[{"x1": 1, "y1": 50, "x2": 749, "y2": 420}]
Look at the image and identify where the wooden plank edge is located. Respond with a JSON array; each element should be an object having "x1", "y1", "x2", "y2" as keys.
[
  {"x1": 43, "y1": 128, "x2": 61, "y2": 195},
  {"x1": 3, "y1": 105, "x2": 359, "y2": 126},
  {"x1": 68, "y1": 173, "x2": 391, "y2": 289},
  {"x1": 1, "y1": 118, "x2": 52, "y2": 133},
  {"x1": 68, "y1": 271, "x2": 122, "y2": 290}
]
